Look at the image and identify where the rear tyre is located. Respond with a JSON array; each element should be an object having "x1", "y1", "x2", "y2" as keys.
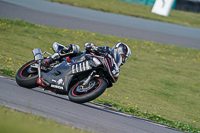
[
  {"x1": 68, "y1": 78, "x2": 107, "y2": 103},
  {"x1": 16, "y1": 60, "x2": 39, "y2": 88}
]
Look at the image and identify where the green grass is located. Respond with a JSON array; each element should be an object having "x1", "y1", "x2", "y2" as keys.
[
  {"x1": 0, "y1": 18, "x2": 200, "y2": 132},
  {"x1": 48, "y1": 0, "x2": 200, "y2": 28},
  {"x1": 0, "y1": 106, "x2": 89, "y2": 133}
]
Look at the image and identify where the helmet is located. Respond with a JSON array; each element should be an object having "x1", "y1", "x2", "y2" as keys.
[{"x1": 112, "y1": 43, "x2": 131, "y2": 66}]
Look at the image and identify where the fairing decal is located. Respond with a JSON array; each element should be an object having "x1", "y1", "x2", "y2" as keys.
[{"x1": 104, "y1": 58, "x2": 116, "y2": 83}]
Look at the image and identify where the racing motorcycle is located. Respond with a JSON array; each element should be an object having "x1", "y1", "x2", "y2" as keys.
[{"x1": 16, "y1": 43, "x2": 117, "y2": 103}]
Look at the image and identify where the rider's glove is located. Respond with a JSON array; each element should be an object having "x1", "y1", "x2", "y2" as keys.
[{"x1": 112, "y1": 64, "x2": 120, "y2": 77}]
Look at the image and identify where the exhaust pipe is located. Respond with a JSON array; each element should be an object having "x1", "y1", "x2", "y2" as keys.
[{"x1": 32, "y1": 48, "x2": 43, "y2": 61}]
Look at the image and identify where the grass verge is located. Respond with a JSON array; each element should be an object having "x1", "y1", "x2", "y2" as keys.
[
  {"x1": 48, "y1": 0, "x2": 200, "y2": 28},
  {"x1": 0, "y1": 106, "x2": 89, "y2": 133},
  {"x1": 94, "y1": 99, "x2": 199, "y2": 132},
  {"x1": 0, "y1": 18, "x2": 200, "y2": 132}
]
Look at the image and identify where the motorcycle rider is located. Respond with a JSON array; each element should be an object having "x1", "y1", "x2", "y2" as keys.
[{"x1": 42, "y1": 42, "x2": 131, "y2": 82}]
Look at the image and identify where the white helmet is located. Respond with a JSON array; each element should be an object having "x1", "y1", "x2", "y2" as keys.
[{"x1": 112, "y1": 43, "x2": 131, "y2": 66}]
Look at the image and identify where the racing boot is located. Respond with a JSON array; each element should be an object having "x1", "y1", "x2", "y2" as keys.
[{"x1": 41, "y1": 57, "x2": 54, "y2": 67}]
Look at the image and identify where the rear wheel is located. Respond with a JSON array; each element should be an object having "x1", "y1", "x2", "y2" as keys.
[
  {"x1": 16, "y1": 60, "x2": 39, "y2": 88},
  {"x1": 68, "y1": 78, "x2": 107, "y2": 103}
]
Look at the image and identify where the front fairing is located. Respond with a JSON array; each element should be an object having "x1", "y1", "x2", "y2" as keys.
[
  {"x1": 85, "y1": 53, "x2": 116, "y2": 84},
  {"x1": 41, "y1": 53, "x2": 98, "y2": 93},
  {"x1": 41, "y1": 52, "x2": 114, "y2": 93}
]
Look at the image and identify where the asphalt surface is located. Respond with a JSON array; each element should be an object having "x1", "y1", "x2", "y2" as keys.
[
  {"x1": 0, "y1": 0, "x2": 200, "y2": 48},
  {"x1": 0, "y1": 76, "x2": 182, "y2": 133}
]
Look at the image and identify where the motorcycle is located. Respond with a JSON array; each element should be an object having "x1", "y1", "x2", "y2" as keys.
[{"x1": 16, "y1": 43, "x2": 116, "y2": 103}]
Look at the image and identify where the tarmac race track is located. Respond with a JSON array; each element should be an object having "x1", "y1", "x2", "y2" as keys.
[
  {"x1": 0, "y1": 0, "x2": 197, "y2": 132},
  {"x1": 0, "y1": 76, "x2": 182, "y2": 133},
  {"x1": 0, "y1": 0, "x2": 200, "y2": 48}
]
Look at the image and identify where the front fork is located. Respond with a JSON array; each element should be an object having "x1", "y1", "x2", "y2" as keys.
[
  {"x1": 82, "y1": 70, "x2": 101, "y2": 87},
  {"x1": 83, "y1": 70, "x2": 96, "y2": 86}
]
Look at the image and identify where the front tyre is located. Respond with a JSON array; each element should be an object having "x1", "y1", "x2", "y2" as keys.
[
  {"x1": 16, "y1": 60, "x2": 39, "y2": 88},
  {"x1": 68, "y1": 78, "x2": 107, "y2": 103}
]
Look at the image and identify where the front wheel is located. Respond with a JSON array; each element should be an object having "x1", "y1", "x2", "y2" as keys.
[
  {"x1": 16, "y1": 60, "x2": 39, "y2": 88},
  {"x1": 68, "y1": 78, "x2": 107, "y2": 103}
]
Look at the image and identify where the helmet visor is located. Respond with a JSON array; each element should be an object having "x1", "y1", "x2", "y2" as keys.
[{"x1": 121, "y1": 54, "x2": 126, "y2": 63}]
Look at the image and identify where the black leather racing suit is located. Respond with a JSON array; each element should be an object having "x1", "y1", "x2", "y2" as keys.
[{"x1": 84, "y1": 43, "x2": 121, "y2": 83}]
